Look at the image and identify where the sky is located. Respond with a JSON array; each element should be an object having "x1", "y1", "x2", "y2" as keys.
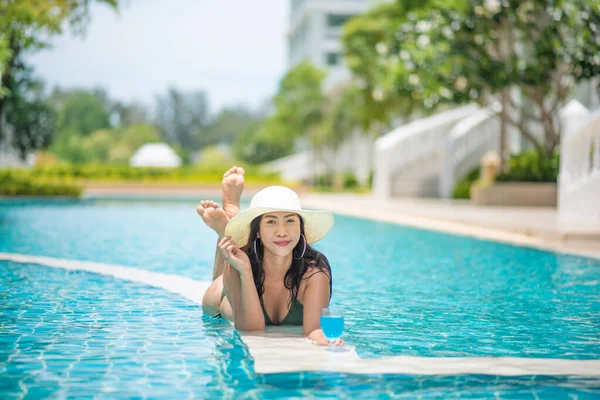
[{"x1": 27, "y1": 0, "x2": 289, "y2": 113}]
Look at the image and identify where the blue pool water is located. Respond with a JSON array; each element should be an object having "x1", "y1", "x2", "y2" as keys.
[{"x1": 1, "y1": 198, "x2": 599, "y2": 398}]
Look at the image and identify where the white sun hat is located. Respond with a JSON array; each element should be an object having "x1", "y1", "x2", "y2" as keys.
[{"x1": 224, "y1": 186, "x2": 334, "y2": 247}]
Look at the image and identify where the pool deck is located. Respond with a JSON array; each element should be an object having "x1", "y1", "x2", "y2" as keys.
[{"x1": 300, "y1": 193, "x2": 600, "y2": 260}]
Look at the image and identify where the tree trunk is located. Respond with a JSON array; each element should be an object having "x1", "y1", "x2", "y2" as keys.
[
  {"x1": 0, "y1": 32, "x2": 20, "y2": 146},
  {"x1": 499, "y1": 89, "x2": 508, "y2": 173},
  {"x1": 0, "y1": 98, "x2": 6, "y2": 144}
]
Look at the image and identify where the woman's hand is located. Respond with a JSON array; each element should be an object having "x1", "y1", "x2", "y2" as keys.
[
  {"x1": 328, "y1": 338, "x2": 344, "y2": 347},
  {"x1": 308, "y1": 329, "x2": 345, "y2": 347},
  {"x1": 315, "y1": 337, "x2": 344, "y2": 347},
  {"x1": 218, "y1": 236, "x2": 251, "y2": 274}
]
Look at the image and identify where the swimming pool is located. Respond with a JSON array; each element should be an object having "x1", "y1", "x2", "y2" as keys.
[{"x1": 1, "y1": 198, "x2": 599, "y2": 398}]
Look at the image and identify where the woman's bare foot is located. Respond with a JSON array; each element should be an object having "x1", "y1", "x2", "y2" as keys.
[
  {"x1": 196, "y1": 200, "x2": 229, "y2": 237},
  {"x1": 222, "y1": 166, "x2": 245, "y2": 220}
]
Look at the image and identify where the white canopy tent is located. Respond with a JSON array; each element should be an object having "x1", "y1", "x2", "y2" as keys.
[{"x1": 129, "y1": 143, "x2": 182, "y2": 168}]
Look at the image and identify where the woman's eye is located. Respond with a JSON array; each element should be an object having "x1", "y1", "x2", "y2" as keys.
[
  {"x1": 266, "y1": 220, "x2": 275, "y2": 224},
  {"x1": 287, "y1": 219, "x2": 296, "y2": 223}
]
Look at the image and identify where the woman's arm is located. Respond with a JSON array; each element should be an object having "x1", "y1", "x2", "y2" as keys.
[
  {"x1": 220, "y1": 237, "x2": 265, "y2": 332},
  {"x1": 302, "y1": 270, "x2": 342, "y2": 346},
  {"x1": 212, "y1": 235, "x2": 226, "y2": 280}
]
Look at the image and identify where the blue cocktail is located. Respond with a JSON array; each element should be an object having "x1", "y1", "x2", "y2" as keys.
[{"x1": 320, "y1": 307, "x2": 344, "y2": 346}]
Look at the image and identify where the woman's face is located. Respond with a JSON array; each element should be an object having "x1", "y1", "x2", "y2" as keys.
[{"x1": 258, "y1": 212, "x2": 301, "y2": 258}]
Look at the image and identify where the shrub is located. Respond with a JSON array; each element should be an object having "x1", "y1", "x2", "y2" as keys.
[
  {"x1": 452, "y1": 150, "x2": 559, "y2": 199},
  {"x1": 34, "y1": 151, "x2": 61, "y2": 167},
  {"x1": 497, "y1": 150, "x2": 559, "y2": 183},
  {"x1": 0, "y1": 170, "x2": 83, "y2": 197},
  {"x1": 7, "y1": 164, "x2": 283, "y2": 186},
  {"x1": 341, "y1": 170, "x2": 359, "y2": 189},
  {"x1": 313, "y1": 173, "x2": 333, "y2": 189},
  {"x1": 452, "y1": 167, "x2": 480, "y2": 199}
]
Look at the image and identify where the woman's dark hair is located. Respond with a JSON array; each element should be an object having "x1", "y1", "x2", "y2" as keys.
[{"x1": 242, "y1": 214, "x2": 332, "y2": 306}]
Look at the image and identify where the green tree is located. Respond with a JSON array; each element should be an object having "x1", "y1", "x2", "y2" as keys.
[
  {"x1": 342, "y1": 1, "x2": 423, "y2": 134},
  {"x1": 155, "y1": 87, "x2": 209, "y2": 150},
  {"x1": 50, "y1": 130, "x2": 92, "y2": 165},
  {"x1": 111, "y1": 100, "x2": 148, "y2": 128},
  {"x1": 234, "y1": 62, "x2": 327, "y2": 164},
  {"x1": 82, "y1": 129, "x2": 114, "y2": 163},
  {"x1": 9, "y1": 99, "x2": 57, "y2": 159},
  {"x1": 76, "y1": 123, "x2": 162, "y2": 164},
  {"x1": 48, "y1": 88, "x2": 113, "y2": 164},
  {"x1": 319, "y1": 83, "x2": 364, "y2": 151},
  {"x1": 375, "y1": 0, "x2": 600, "y2": 158},
  {"x1": 5, "y1": 61, "x2": 57, "y2": 158},
  {"x1": 0, "y1": 0, "x2": 119, "y2": 154},
  {"x1": 201, "y1": 106, "x2": 260, "y2": 149},
  {"x1": 196, "y1": 144, "x2": 235, "y2": 170},
  {"x1": 55, "y1": 89, "x2": 112, "y2": 136},
  {"x1": 233, "y1": 120, "x2": 294, "y2": 165},
  {"x1": 107, "y1": 143, "x2": 132, "y2": 165},
  {"x1": 119, "y1": 123, "x2": 162, "y2": 152},
  {"x1": 273, "y1": 61, "x2": 327, "y2": 143}
]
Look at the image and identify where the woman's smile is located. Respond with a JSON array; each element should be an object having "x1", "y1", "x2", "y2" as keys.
[{"x1": 274, "y1": 240, "x2": 292, "y2": 247}]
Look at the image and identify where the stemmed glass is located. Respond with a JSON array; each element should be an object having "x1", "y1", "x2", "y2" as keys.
[{"x1": 320, "y1": 307, "x2": 344, "y2": 350}]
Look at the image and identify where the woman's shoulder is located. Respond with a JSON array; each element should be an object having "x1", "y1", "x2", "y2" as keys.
[{"x1": 302, "y1": 259, "x2": 331, "y2": 282}]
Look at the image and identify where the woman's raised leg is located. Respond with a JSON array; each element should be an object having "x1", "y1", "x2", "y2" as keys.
[{"x1": 197, "y1": 166, "x2": 245, "y2": 317}]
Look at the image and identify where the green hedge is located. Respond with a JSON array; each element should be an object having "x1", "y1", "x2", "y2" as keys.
[
  {"x1": 21, "y1": 164, "x2": 282, "y2": 184},
  {"x1": 0, "y1": 170, "x2": 83, "y2": 197},
  {"x1": 452, "y1": 167, "x2": 480, "y2": 199},
  {"x1": 452, "y1": 150, "x2": 559, "y2": 199},
  {"x1": 496, "y1": 150, "x2": 559, "y2": 183},
  {"x1": 341, "y1": 170, "x2": 359, "y2": 189}
]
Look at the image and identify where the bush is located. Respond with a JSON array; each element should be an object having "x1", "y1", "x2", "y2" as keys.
[
  {"x1": 0, "y1": 169, "x2": 83, "y2": 197},
  {"x1": 340, "y1": 170, "x2": 359, "y2": 189},
  {"x1": 452, "y1": 150, "x2": 559, "y2": 199},
  {"x1": 195, "y1": 145, "x2": 235, "y2": 171},
  {"x1": 452, "y1": 167, "x2": 479, "y2": 199},
  {"x1": 15, "y1": 164, "x2": 282, "y2": 185},
  {"x1": 497, "y1": 150, "x2": 559, "y2": 183},
  {"x1": 34, "y1": 151, "x2": 61, "y2": 167},
  {"x1": 313, "y1": 173, "x2": 333, "y2": 189}
]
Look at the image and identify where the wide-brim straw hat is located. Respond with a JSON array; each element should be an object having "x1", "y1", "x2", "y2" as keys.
[{"x1": 225, "y1": 186, "x2": 334, "y2": 248}]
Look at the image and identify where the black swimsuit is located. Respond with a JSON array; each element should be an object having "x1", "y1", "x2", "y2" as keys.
[{"x1": 260, "y1": 297, "x2": 304, "y2": 326}]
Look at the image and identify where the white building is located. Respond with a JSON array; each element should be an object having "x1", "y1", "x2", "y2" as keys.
[
  {"x1": 129, "y1": 143, "x2": 181, "y2": 168},
  {"x1": 272, "y1": 0, "x2": 383, "y2": 185},
  {"x1": 288, "y1": 0, "x2": 378, "y2": 87}
]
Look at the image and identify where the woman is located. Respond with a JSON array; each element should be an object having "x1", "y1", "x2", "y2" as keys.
[{"x1": 198, "y1": 167, "x2": 340, "y2": 346}]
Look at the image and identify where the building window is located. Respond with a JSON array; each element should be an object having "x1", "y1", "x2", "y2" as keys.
[
  {"x1": 327, "y1": 14, "x2": 353, "y2": 28},
  {"x1": 327, "y1": 53, "x2": 341, "y2": 66}
]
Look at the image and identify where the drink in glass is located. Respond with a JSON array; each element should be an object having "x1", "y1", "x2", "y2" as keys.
[{"x1": 320, "y1": 307, "x2": 344, "y2": 345}]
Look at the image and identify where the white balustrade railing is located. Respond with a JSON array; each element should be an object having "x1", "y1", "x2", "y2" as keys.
[
  {"x1": 263, "y1": 150, "x2": 314, "y2": 183},
  {"x1": 439, "y1": 109, "x2": 500, "y2": 198},
  {"x1": 263, "y1": 131, "x2": 374, "y2": 184},
  {"x1": 559, "y1": 107, "x2": 600, "y2": 223},
  {"x1": 373, "y1": 104, "x2": 478, "y2": 199},
  {"x1": 560, "y1": 109, "x2": 600, "y2": 189}
]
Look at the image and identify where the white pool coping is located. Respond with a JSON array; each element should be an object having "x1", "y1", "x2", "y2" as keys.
[
  {"x1": 2, "y1": 253, "x2": 599, "y2": 377},
  {"x1": 0, "y1": 253, "x2": 211, "y2": 306}
]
